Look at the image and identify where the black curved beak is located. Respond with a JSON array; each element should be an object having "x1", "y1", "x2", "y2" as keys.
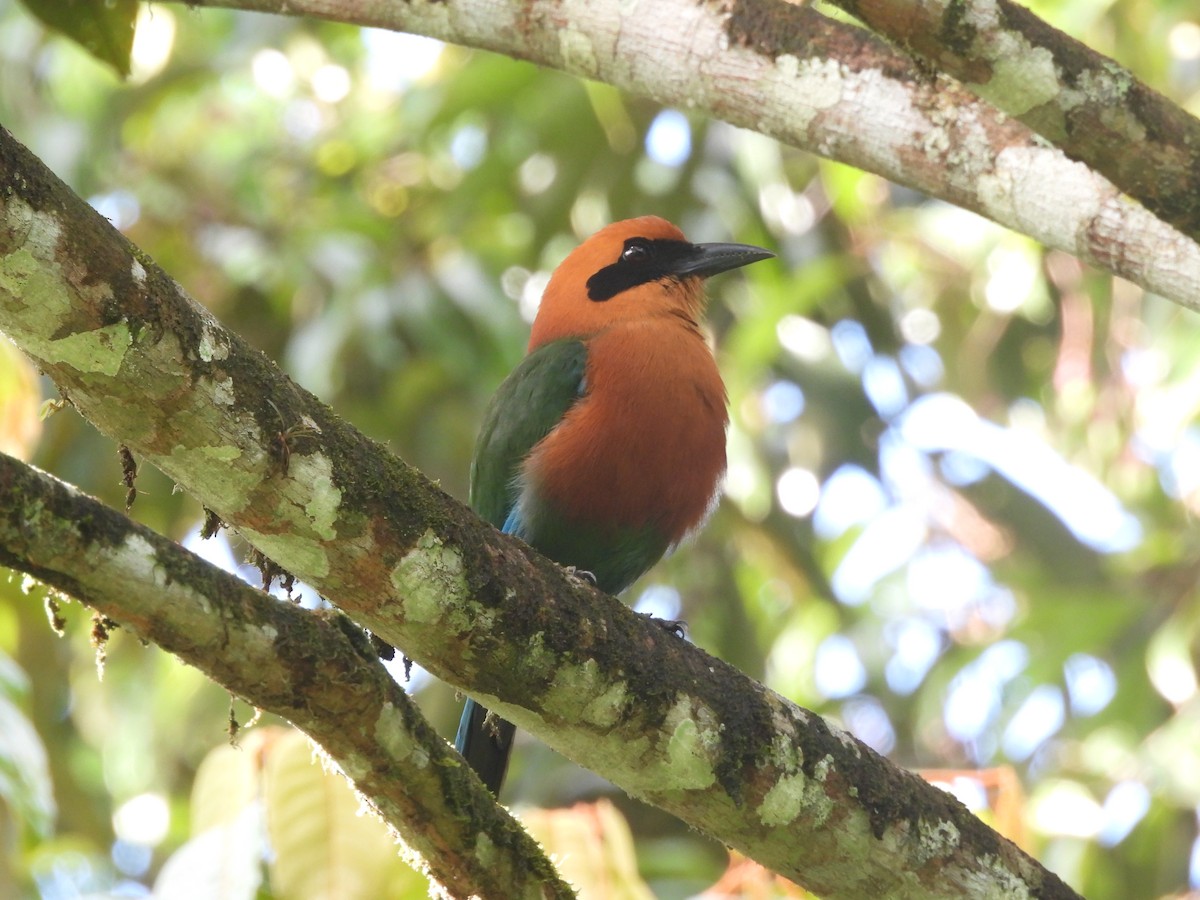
[{"x1": 671, "y1": 241, "x2": 775, "y2": 279}]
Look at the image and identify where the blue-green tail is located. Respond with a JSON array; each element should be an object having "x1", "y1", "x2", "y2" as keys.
[{"x1": 454, "y1": 697, "x2": 516, "y2": 796}]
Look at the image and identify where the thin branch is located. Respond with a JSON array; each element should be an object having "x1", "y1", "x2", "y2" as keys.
[
  {"x1": 181, "y1": 0, "x2": 1200, "y2": 312},
  {"x1": 828, "y1": 0, "x2": 1200, "y2": 244},
  {"x1": 0, "y1": 453, "x2": 573, "y2": 900},
  {"x1": 0, "y1": 124, "x2": 1082, "y2": 898}
]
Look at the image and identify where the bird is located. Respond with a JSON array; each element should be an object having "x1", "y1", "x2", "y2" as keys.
[{"x1": 454, "y1": 215, "x2": 773, "y2": 796}]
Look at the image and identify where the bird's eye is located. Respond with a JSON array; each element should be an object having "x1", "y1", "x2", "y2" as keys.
[{"x1": 621, "y1": 240, "x2": 649, "y2": 262}]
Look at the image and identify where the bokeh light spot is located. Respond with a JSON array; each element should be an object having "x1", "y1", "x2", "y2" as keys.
[
  {"x1": 644, "y1": 109, "x2": 691, "y2": 167},
  {"x1": 776, "y1": 467, "x2": 820, "y2": 517},
  {"x1": 814, "y1": 635, "x2": 867, "y2": 698}
]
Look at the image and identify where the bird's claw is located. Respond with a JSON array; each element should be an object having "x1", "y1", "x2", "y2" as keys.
[
  {"x1": 565, "y1": 566, "x2": 598, "y2": 586},
  {"x1": 639, "y1": 611, "x2": 687, "y2": 638}
]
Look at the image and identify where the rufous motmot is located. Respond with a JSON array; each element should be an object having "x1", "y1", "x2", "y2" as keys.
[{"x1": 455, "y1": 215, "x2": 773, "y2": 795}]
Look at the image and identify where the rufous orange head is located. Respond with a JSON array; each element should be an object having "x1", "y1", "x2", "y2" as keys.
[{"x1": 528, "y1": 216, "x2": 773, "y2": 350}]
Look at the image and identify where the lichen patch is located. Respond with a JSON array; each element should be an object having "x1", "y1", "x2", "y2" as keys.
[
  {"x1": 198, "y1": 323, "x2": 231, "y2": 362},
  {"x1": 240, "y1": 526, "x2": 331, "y2": 581},
  {"x1": 916, "y1": 816, "x2": 961, "y2": 864},
  {"x1": 758, "y1": 768, "x2": 835, "y2": 829},
  {"x1": 660, "y1": 695, "x2": 718, "y2": 791},
  {"x1": 973, "y1": 36, "x2": 1059, "y2": 117},
  {"x1": 288, "y1": 452, "x2": 341, "y2": 541},
  {"x1": 390, "y1": 530, "x2": 469, "y2": 629},
  {"x1": 375, "y1": 702, "x2": 429, "y2": 769},
  {"x1": 212, "y1": 375, "x2": 236, "y2": 407},
  {"x1": 538, "y1": 657, "x2": 630, "y2": 736},
  {"x1": 559, "y1": 25, "x2": 599, "y2": 79}
]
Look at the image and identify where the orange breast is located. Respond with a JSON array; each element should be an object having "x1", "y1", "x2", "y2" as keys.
[{"x1": 525, "y1": 319, "x2": 728, "y2": 543}]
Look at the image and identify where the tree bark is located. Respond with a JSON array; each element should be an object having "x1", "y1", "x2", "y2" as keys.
[
  {"x1": 0, "y1": 453, "x2": 573, "y2": 900},
  {"x1": 831, "y1": 0, "x2": 1200, "y2": 244},
  {"x1": 180, "y1": 0, "x2": 1200, "y2": 312},
  {"x1": 0, "y1": 121, "x2": 1084, "y2": 897}
]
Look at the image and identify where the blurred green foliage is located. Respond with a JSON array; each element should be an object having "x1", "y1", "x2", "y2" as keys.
[
  {"x1": 2, "y1": 1, "x2": 1200, "y2": 898},
  {"x1": 17, "y1": 0, "x2": 136, "y2": 77}
]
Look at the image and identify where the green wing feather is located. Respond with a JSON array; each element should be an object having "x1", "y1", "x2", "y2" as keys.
[
  {"x1": 470, "y1": 337, "x2": 671, "y2": 594},
  {"x1": 469, "y1": 339, "x2": 589, "y2": 529},
  {"x1": 459, "y1": 340, "x2": 588, "y2": 794}
]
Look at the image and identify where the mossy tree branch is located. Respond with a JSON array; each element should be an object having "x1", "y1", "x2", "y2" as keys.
[
  {"x1": 0, "y1": 452, "x2": 573, "y2": 900},
  {"x1": 829, "y1": 0, "x2": 1200, "y2": 245},
  {"x1": 179, "y1": 0, "x2": 1200, "y2": 312}
]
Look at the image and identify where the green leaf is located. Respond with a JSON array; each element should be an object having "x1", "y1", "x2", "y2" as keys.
[
  {"x1": 263, "y1": 729, "x2": 423, "y2": 899},
  {"x1": 0, "y1": 650, "x2": 56, "y2": 838},
  {"x1": 19, "y1": 0, "x2": 137, "y2": 77},
  {"x1": 190, "y1": 740, "x2": 260, "y2": 835},
  {"x1": 521, "y1": 800, "x2": 655, "y2": 900}
]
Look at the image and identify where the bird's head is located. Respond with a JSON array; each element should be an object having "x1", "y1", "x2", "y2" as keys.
[{"x1": 529, "y1": 216, "x2": 773, "y2": 349}]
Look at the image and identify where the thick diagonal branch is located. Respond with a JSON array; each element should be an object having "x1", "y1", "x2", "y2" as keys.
[
  {"x1": 0, "y1": 453, "x2": 572, "y2": 900},
  {"x1": 830, "y1": 0, "x2": 1200, "y2": 244},
  {"x1": 0, "y1": 123, "x2": 1082, "y2": 898},
  {"x1": 181, "y1": 0, "x2": 1200, "y2": 312}
]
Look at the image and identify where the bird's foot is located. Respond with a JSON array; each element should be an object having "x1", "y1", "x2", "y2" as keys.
[
  {"x1": 482, "y1": 709, "x2": 509, "y2": 741},
  {"x1": 368, "y1": 633, "x2": 396, "y2": 662},
  {"x1": 565, "y1": 566, "x2": 598, "y2": 586},
  {"x1": 639, "y1": 611, "x2": 687, "y2": 638}
]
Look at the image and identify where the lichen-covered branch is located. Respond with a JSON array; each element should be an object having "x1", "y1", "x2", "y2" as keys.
[
  {"x1": 830, "y1": 0, "x2": 1200, "y2": 245},
  {"x1": 0, "y1": 453, "x2": 573, "y2": 900},
  {"x1": 0, "y1": 124, "x2": 1082, "y2": 898},
  {"x1": 180, "y1": 0, "x2": 1200, "y2": 312}
]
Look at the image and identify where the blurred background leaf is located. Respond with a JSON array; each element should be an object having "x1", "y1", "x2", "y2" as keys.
[
  {"x1": 0, "y1": 648, "x2": 56, "y2": 841},
  {"x1": 521, "y1": 800, "x2": 654, "y2": 900},
  {"x1": 0, "y1": 341, "x2": 40, "y2": 460},
  {"x1": 17, "y1": 0, "x2": 136, "y2": 77},
  {"x1": 2, "y1": 1, "x2": 1200, "y2": 897}
]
